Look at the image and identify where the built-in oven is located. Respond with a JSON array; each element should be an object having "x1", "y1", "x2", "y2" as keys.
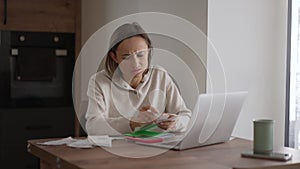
[
  {"x1": 0, "y1": 31, "x2": 74, "y2": 107},
  {"x1": 0, "y1": 31, "x2": 75, "y2": 169}
]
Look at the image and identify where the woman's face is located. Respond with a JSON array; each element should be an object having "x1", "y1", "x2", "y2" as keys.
[{"x1": 111, "y1": 36, "x2": 149, "y2": 81}]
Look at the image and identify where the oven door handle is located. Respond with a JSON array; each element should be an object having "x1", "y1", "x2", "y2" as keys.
[{"x1": 11, "y1": 48, "x2": 68, "y2": 57}]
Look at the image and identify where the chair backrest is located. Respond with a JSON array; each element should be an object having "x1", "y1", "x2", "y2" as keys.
[{"x1": 76, "y1": 100, "x2": 88, "y2": 135}]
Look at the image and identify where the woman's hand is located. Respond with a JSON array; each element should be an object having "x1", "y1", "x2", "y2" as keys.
[
  {"x1": 129, "y1": 105, "x2": 161, "y2": 131},
  {"x1": 129, "y1": 105, "x2": 178, "y2": 131},
  {"x1": 156, "y1": 113, "x2": 177, "y2": 130}
]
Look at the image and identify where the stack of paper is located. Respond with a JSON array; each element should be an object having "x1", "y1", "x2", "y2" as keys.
[{"x1": 37, "y1": 136, "x2": 116, "y2": 148}]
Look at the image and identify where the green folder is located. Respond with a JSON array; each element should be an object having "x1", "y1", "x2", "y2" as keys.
[{"x1": 124, "y1": 124, "x2": 163, "y2": 137}]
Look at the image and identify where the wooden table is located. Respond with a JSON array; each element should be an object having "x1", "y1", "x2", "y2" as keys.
[{"x1": 27, "y1": 137, "x2": 300, "y2": 169}]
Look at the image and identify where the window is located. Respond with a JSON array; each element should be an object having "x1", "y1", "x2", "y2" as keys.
[{"x1": 287, "y1": 0, "x2": 300, "y2": 148}]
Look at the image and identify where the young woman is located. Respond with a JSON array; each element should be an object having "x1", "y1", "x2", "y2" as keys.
[{"x1": 85, "y1": 22, "x2": 191, "y2": 135}]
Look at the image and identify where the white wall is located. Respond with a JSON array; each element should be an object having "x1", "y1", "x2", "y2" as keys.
[
  {"x1": 80, "y1": 0, "x2": 208, "y2": 107},
  {"x1": 80, "y1": 0, "x2": 140, "y2": 103},
  {"x1": 208, "y1": 0, "x2": 287, "y2": 146},
  {"x1": 81, "y1": 0, "x2": 288, "y2": 146}
]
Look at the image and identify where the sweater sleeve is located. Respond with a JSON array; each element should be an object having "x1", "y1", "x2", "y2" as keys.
[
  {"x1": 85, "y1": 74, "x2": 132, "y2": 136},
  {"x1": 165, "y1": 74, "x2": 192, "y2": 132}
]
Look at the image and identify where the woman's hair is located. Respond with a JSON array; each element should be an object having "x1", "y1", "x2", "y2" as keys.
[{"x1": 104, "y1": 22, "x2": 152, "y2": 77}]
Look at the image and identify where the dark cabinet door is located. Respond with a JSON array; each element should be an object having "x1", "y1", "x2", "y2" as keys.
[{"x1": 0, "y1": 107, "x2": 75, "y2": 169}]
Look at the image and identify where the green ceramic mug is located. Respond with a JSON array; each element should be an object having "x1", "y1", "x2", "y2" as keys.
[{"x1": 253, "y1": 119, "x2": 274, "y2": 154}]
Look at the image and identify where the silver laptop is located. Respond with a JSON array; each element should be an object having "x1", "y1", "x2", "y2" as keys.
[{"x1": 138, "y1": 91, "x2": 248, "y2": 150}]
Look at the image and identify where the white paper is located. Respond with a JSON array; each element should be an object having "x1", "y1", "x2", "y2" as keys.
[
  {"x1": 38, "y1": 135, "x2": 118, "y2": 148},
  {"x1": 110, "y1": 136, "x2": 126, "y2": 140},
  {"x1": 38, "y1": 136, "x2": 76, "y2": 146},
  {"x1": 66, "y1": 139, "x2": 94, "y2": 148},
  {"x1": 88, "y1": 135, "x2": 112, "y2": 147}
]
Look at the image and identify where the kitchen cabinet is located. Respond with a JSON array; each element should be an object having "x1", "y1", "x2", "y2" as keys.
[
  {"x1": 0, "y1": 1, "x2": 82, "y2": 168},
  {"x1": 0, "y1": 107, "x2": 75, "y2": 169},
  {"x1": 0, "y1": 0, "x2": 82, "y2": 137},
  {"x1": 0, "y1": 0, "x2": 80, "y2": 33}
]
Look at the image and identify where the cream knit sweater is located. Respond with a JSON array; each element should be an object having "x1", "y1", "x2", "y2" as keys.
[{"x1": 85, "y1": 65, "x2": 191, "y2": 135}]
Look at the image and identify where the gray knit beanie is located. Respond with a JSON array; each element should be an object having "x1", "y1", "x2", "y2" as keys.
[{"x1": 109, "y1": 22, "x2": 147, "y2": 50}]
